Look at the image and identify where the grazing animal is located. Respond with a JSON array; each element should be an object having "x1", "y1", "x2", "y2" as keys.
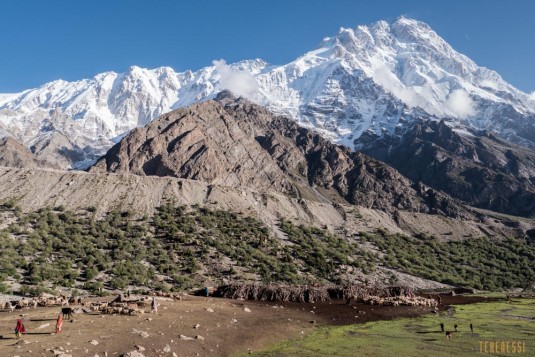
[
  {"x1": 137, "y1": 300, "x2": 147, "y2": 308},
  {"x1": 128, "y1": 307, "x2": 144, "y2": 316},
  {"x1": 61, "y1": 307, "x2": 73, "y2": 319},
  {"x1": 446, "y1": 331, "x2": 452, "y2": 340},
  {"x1": 68, "y1": 296, "x2": 81, "y2": 305}
]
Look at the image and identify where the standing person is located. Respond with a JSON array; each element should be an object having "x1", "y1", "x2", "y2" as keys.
[
  {"x1": 440, "y1": 322, "x2": 444, "y2": 332},
  {"x1": 15, "y1": 319, "x2": 26, "y2": 338},
  {"x1": 55, "y1": 314, "x2": 63, "y2": 334},
  {"x1": 151, "y1": 297, "x2": 158, "y2": 314},
  {"x1": 470, "y1": 323, "x2": 474, "y2": 332}
]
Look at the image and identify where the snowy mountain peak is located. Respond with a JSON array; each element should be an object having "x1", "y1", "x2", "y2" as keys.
[
  {"x1": 0, "y1": 17, "x2": 534, "y2": 169},
  {"x1": 391, "y1": 16, "x2": 433, "y2": 34}
]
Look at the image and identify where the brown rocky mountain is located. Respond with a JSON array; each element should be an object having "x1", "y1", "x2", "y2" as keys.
[
  {"x1": 364, "y1": 120, "x2": 535, "y2": 218},
  {"x1": 90, "y1": 92, "x2": 465, "y2": 218},
  {"x1": 0, "y1": 136, "x2": 55, "y2": 169}
]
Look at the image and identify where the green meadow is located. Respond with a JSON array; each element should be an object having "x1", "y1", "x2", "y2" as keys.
[{"x1": 250, "y1": 299, "x2": 535, "y2": 357}]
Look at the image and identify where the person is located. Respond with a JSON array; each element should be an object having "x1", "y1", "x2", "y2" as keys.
[
  {"x1": 15, "y1": 319, "x2": 26, "y2": 338},
  {"x1": 205, "y1": 287, "x2": 210, "y2": 298},
  {"x1": 440, "y1": 322, "x2": 444, "y2": 332},
  {"x1": 470, "y1": 323, "x2": 474, "y2": 332},
  {"x1": 454, "y1": 324, "x2": 458, "y2": 332},
  {"x1": 151, "y1": 297, "x2": 158, "y2": 313},
  {"x1": 55, "y1": 314, "x2": 63, "y2": 334}
]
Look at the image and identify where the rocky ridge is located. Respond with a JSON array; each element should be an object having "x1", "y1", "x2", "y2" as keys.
[
  {"x1": 0, "y1": 136, "x2": 55, "y2": 169},
  {"x1": 90, "y1": 93, "x2": 464, "y2": 217},
  {"x1": 365, "y1": 120, "x2": 535, "y2": 217},
  {"x1": 0, "y1": 166, "x2": 528, "y2": 247}
]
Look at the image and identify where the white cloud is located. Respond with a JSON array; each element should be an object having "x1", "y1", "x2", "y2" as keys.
[
  {"x1": 444, "y1": 89, "x2": 477, "y2": 118},
  {"x1": 372, "y1": 66, "x2": 477, "y2": 118},
  {"x1": 480, "y1": 79, "x2": 499, "y2": 90},
  {"x1": 373, "y1": 66, "x2": 415, "y2": 105},
  {"x1": 212, "y1": 59, "x2": 258, "y2": 99},
  {"x1": 373, "y1": 65, "x2": 436, "y2": 114},
  {"x1": 529, "y1": 91, "x2": 535, "y2": 101}
]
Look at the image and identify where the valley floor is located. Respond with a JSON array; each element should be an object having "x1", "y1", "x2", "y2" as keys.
[
  {"x1": 0, "y1": 295, "x2": 522, "y2": 357},
  {"x1": 251, "y1": 298, "x2": 535, "y2": 357}
]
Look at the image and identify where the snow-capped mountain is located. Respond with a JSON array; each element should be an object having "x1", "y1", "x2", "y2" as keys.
[{"x1": 1, "y1": 17, "x2": 534, "y2": 168}]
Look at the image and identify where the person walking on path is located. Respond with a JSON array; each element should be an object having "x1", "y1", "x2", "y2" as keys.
[
  {"x1": 15, "y1": 319, "x2": 26, "y2": 338},
  {"x1": 55, "y1": 314, "x2": 63, "y2": 334},
  {"x1": 151, "y1": 297, "x2": 158, "y2": 314}
]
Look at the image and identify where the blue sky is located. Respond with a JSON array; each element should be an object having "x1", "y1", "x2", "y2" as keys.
[{"x1": 1, "y1": 0, "x2": 534, "y2": 93}]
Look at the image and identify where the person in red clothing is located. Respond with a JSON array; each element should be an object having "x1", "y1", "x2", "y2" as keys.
[
  {"x1": 15, "y1": 319, "x2": 26, "y2": 338},
  {"x1": 55, "y1": 314, "x2": 63, "y2": 334}
]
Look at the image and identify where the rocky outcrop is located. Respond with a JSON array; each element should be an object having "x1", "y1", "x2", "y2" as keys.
[
  {"x1": 0, "y1": 136, "x2": 55, "y2": 169},
  {"x1": 90, "y1": 93, "x2": 298, "y2": 196},
  {"x1": 365, "y1": 120, "x2": 535, "y2": 217},
  {"x1": 91, "y1": 93, "x2": 465, "y2": 217},
  {"x1": 1, "y1": 166, "x2": 528, "y2": 241}
]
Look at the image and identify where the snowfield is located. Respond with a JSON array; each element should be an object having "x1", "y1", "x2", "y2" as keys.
[{"x1": 1, "y1": 17, "x2": 534, "y2": 168}]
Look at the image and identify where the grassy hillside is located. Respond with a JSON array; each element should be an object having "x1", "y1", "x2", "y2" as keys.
[
  {"x1": 0, "y1": 202, "x2": 372, "y2": 295},
  {"x1": 0, "y1": 200, "x2": 533, "y2": 295},
  {"x1": 361, "y1": 231, "x2": 535, "y2": 291}
]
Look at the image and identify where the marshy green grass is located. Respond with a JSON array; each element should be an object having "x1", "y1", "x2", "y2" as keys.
[{"x1": 250, "y1": 299, "x2": 535, "y2": 357}]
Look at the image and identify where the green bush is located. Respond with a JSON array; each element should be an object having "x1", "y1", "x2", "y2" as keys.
[
  {"x1": 362, "y1": 232, "x2": 535, "y2": 291},
  {"x1": 0, "y1": 282, "x2": 9, "y2": 293},
  {"x1": 1, "y1": 201, "x2": 530, "y2": 294}
]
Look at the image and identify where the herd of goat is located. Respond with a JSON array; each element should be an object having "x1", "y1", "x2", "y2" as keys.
[
  {"x1": 1, "y1": 285, "x2": 440, "y2": 317},
  {"x1": 1, "y1": 290, "x2": 183, "y2": 316}
]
